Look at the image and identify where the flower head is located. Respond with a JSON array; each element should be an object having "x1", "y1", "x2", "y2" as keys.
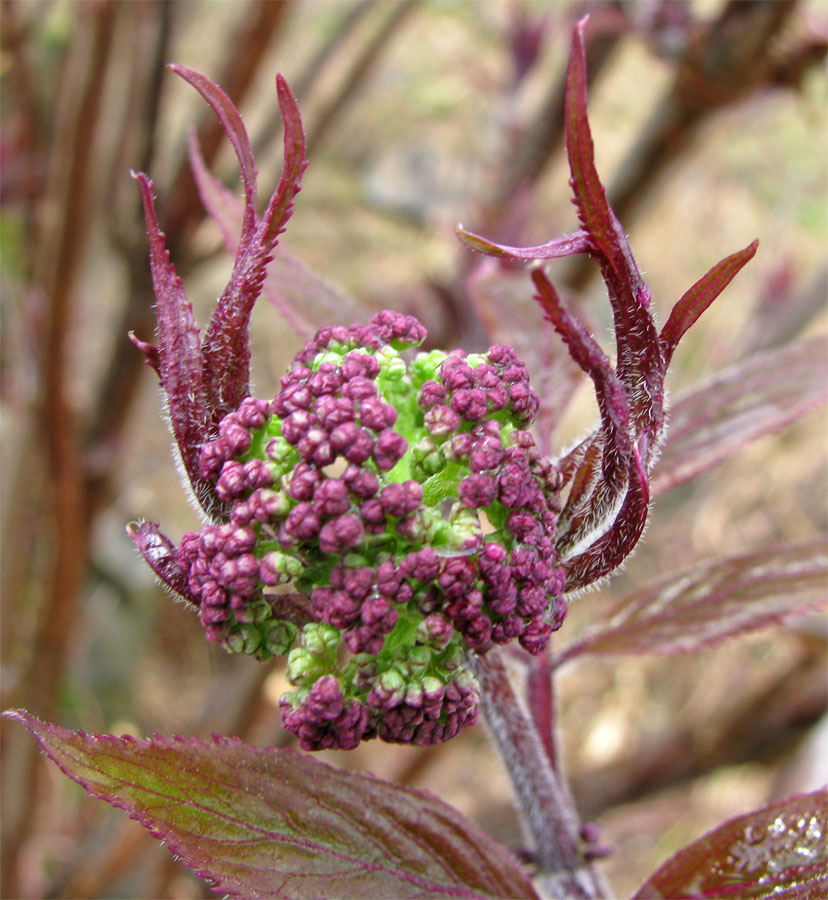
[{"x1": 129, "y1": 19, "x2": 755, "y2": 751}]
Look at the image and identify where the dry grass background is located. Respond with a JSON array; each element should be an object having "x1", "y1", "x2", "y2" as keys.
[{"x1": 1, "y1": 1, "x2": 826, "y2": 897}]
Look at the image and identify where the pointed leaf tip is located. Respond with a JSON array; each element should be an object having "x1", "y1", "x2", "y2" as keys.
[{"x1": 661, "y1": 239, "x2": 759, "y2": 367}]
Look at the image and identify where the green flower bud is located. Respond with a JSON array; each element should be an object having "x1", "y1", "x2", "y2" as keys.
[{"x1": 301, "y1": 622, "x2": 341, "y2": 658}]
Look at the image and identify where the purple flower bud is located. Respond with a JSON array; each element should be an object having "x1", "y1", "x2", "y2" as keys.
[
  {"x1": 284, "y1": 502, "x2": 322, "y2": 541},
  {"x1": 519, "y1": 619, "x2": 552, "y2": 655},
  {"x1": 380, "y1": 481, "x2": 423, "y2": 517},
  {"x1": 371, "y1": 309, "x2": 427, "y2": 347},
  {"x1": 313, "y1": 478, "x2": 351, "y2": 517},
  {"x1": 311, "y1": 587, "x2": 361, "y2": 629},
  {"x1": 508, "y1": 382, "x2": 539, "y2": 424},
  {"x1": 319, "y1": 513, "x2": 363, "y2": 553},
  {"x1": 400, "y1": 546, "x2": 440, "y2": 583},
  {"x1": 297, "y1": 427, "x2": 335, "y2": 467},
  {"x1": 375, "y1": 560, "x2": 412, "y2": 603},
  {"x1": 342, "y1": 376, "x2": 378, "y2": 402},
  {"x1": 450, "y1": 389, "x2": 488, "y2": 422},
  {"x1": 278, "y1": 381, "x2": 313, "y2": 413},
  {"x1": 281, "y1": 409, "x2": 317, "y2": 445},
  {"x1": 218, "y1": 416, "x2": 252, "y2": 457},
  {"x1": 215, "y1": 461, "x2": 246, "y2": 501},
  {"x1": 416, "y1": 613, "x2": 453, "y2": 650},
  {"x1": 341, "y1": 351, "x2": 380, "y2": 380},
  {"x1": 330, "y1": 422, "x2": 374, "y2": 465},
  {"x1": 342, "y1": 463, "x2": 379, "y2": 499},
  {"x1": 236, "y1": 396, "x2": 271, "y2": 428},
  {"x1": 308, "y1": 361, "x2": 342, "y2": 397},
  {"x1": 280, "y1": 677, "x2": 372, "y2": 751},
  {"x1": 315, "y1": 394, "x2": 355, "y2": 429},
  {"x1": 359, "y1": 397, "x2": 398, "y2": 431},
  {"x1": 373, "y1": 428, "x2": 407, "y2": 471},
  {"x1": 417, "y1": 380, "x2": 446, "y2": 412},
  {"x1": 439, "y1": 556, "x2": 477, "y2": 599},
  {"x1": 469, "y1": 435, "x2": 505, "y2": 472},
  {"x1": 507, "y1": 510, "x2": 540, "y2": 542},
  {"x1": 492, "y1": 615, "x2": 523, "y2": 644},
  {"x1": 287, "y1": 461, "x2": 322, "y2": 501},
  {"x1": 440, "y1": 357, "x2": 475, "y2": 392},
  {"x1": 449, "y1": 432, "x2": 473, "y2": 460},
  {"x1": 197, "y1": 440, "x2": 227, "y2": 481},
  {"x1": 359, "y1": 497, "x2": 386, "y2": 528},
  {"x1": 424, "y1": 405, "x2": 460, "y2": 440},
  {"x1": 344, "y1": 566, "x2": 375, "y2": 600},
  {"x1": 459, "y1": 473, "x2": 497, "y2": 508}
]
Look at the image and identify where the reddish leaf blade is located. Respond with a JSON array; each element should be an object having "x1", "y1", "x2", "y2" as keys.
[
  {"x1": 132, "y1": 172, "x2": 209, "y2": 497},
  {"x1": 559, "y1": 539, "x2": 827, "y2": 659},
  {"x1": 532, "y1": 269, "x2": 634, "y2": 554},
  {"x1": 633, "y1": 789, "x2": 828, "y2": 900},
  {"x1": 6, "y1": 712, "x2": 538, "y2": 900},
  {"x1": 197, "y1": 73, "x2": 308, "y2": 419},
  {"x1": 260, "y1": 74, "x2": 308, "y2": 245},
  {"x1": 653, "y1": 337, "x2": 828, "y2": 497},
  {"x1": 564, "y1": 16, "x2": 664, "y2": 457},
  {"x1": 661, "y1": 240, "x2": 759, "y2": 367},
  {"x1": 455, "y1": 225, "x2": 591, "y2": 261},
  {"x1": 189, "y1": 130, "x2": 360, "y2": 340},
  {"x1": 562, "y1": 446, "x2": 650, "y2": 591},
  {"x1": 127, "y1": 520, "x2": 196, "y2": 607},
  {"x1": 171, "y1": 63, "x2": 258, "y2": 239}
]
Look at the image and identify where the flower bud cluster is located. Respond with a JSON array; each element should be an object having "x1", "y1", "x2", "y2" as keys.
[{"x1": 177, "y1": 311, "x2": 566, "y2": 749}]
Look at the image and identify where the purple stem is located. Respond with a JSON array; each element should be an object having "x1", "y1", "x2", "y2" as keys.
[
  {"x1": 469, "y1": 651, "x2": 612, "y2": 899},
  {"x1": 527, "y1": 652, "x2": 557, "y2": 770}
]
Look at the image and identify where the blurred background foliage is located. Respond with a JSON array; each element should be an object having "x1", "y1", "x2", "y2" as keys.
[{"x1": 1, "y1": 1, "x2": 826, "y2": 897}]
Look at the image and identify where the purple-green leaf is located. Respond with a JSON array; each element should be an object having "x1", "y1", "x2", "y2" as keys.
[
  {"x1": 660, "y1": 240, "x2": 759, "y2": 367},
  {"x1": 633, "y1": 789, "x2": 828, "y2": 900},
  {"x1": 555, "y1": 539, "x2": 828, "y2": 661},
  {"x1": 653, "y1": 336, "x2": 828, "y2": 497},
  {"x1": 6, "y1": 712, "x2": 538, "y2": 900}
]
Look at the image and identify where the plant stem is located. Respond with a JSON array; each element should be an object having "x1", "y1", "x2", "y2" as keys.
[{"x1": 469, "y1": 650, "x2": 612, "y2": 900}]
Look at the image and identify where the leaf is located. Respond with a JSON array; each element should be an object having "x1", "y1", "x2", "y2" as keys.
[
  {"x1": 532, "y1": 269, "x2": 634, "y2": 553},
  {"x1": 455, "y1": 226, "x2": 591, "y2": 261},
  {"x1": 653, "y1": 337, "x2": 828, "y2": 497},
  {"x1": 189, "y1": 129, "x2": 361, "y2": 341},
  {"x1": 557, "y1": 539, "x2": 828, "y2": 660},
  {"x1": 6, "y1": 712, "x2": 538, "y2": 900},
  {"x1": 564, "y1": 16, "x2": 665, "y2": 455},
  {"x1": 194, "y1": 70, "x2": 308, "y2": 421},
  {"x1": 562, "y1": 446, "x2": 650, "y2": 591},
  {"x1": 126, "y1": 520, "x2": 196, "y2": 607},
  {"x1": 660, "y1": 240, "x2": 759, "y2": 367},
  {"x1": 633, "y1": 789, "x2": 828, "y2": 900},
  {"x1": 132, "y1": 172, "x2": 210, "y2": 501}
]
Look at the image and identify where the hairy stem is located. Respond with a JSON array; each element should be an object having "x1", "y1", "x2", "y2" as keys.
[{"x1": 470, "y1": 651, "x2": 612, "y2": 899}]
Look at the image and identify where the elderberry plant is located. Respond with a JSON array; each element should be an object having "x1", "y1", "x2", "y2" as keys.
[{"x1": 8, "y1": 15, "x2": 826, "y2": 900}]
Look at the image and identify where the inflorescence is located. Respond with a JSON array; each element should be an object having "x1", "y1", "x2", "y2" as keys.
[{"x1": 177, "y1": 310, "x2": 566, "y2": 749}]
